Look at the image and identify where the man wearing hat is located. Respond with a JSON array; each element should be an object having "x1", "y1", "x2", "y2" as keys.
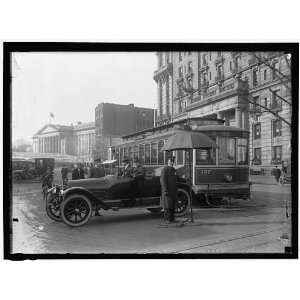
[
  {"x1": 131, "y1": 157, "x2": 145, "y2": 179},
  {"x1": 89, "y1": 159, "x2": 105, "y2": 178},
  {"x1": 119, "y1": 157, "x2": 133, "y2": 177},
  {"x1": 160, "y1": 156, "x2": 178, "y2": 223}
]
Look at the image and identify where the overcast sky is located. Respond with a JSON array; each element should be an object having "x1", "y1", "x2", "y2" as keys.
[{"x1": 12, "y1": 52, "x2": 157, "y2": 142}]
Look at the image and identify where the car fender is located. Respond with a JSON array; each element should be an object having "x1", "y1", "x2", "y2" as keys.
[{"x1": 62, "y1": 187, "x2": 107, "y2": 208}]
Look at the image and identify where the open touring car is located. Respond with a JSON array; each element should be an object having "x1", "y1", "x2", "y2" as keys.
[{"x1": 46, "y1": 167, "x2": 190, "y2": 227}]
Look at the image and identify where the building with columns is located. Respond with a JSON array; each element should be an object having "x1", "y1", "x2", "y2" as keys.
[
  {"x1": 154, "y1": 51, "x2": 291, "y2": 173},
  {"x1": 33, "y1": 103, "x2": 154, "y2": 162},
  {"x1": 33, "y1": 122, "x2": 96, "y2": 162}
]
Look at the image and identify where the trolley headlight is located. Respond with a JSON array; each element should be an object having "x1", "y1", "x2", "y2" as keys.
[{"x1": 224, "y1": 174, "x2": 233, "y2": 182}]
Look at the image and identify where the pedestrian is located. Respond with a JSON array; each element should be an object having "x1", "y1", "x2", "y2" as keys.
[
  {"x1": 272, "y1": 166, "x2": 281, "y2": 184},
  {"x1": 78, "y1": 163, "x2": 85, "y2": 179},
  {"x1": 160, "y1": 157, "x2": 178, "y2": 224},
  {"x1": 61, "y1": 165, "x2": 69, "y2": 185},
  {"x1": 119, "y1": 157, "x2": 133, "y2": 177},
  {"x1": 72, "y1": 164, "x2": 81, "y2": 180},
  {"x1": 89, "y1": 160, "x2": 105, "y2": 178},
  {"x1": 42, "y1": 166, "x2": 54, "y2": 201}
]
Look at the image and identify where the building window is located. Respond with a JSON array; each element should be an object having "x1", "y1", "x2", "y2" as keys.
[
  {"x1": 179, "y1": 52, "x2": 182, "y2": 61},
  {"x1": 272, "y1": 61, "x2": 279, "y2": 80},
  {"x1": 253, "y1": 123, "x2": 261, "y2": 139},
  {"x1": 166, "y1": 52, "x2": 170, "y2": 63},
  {"x1": 272, "y1": 146, "x2": 282, "y2": 164},
  {"x1": 253, "y1": 148, "x2": 261, "y2": 165},
  {"x1": 252, "y1": 96, "x2": 261, "y2": 112},
  {"x1": 264, "y1": 97, "x2": 268, "y2": 108},
  {"x1": 202, "y1": 54, "x2": 208, "y2": 66},
  {"x1": 229, "y1": 61, "x2": 232, "y2": 71},
  {"x1": 263, "y1": 69, "x2": 267, "y2": 81},
  {"x1": 253, "y1": 69, "x2": 258, "y2": 86},
  {"x1": 272, "y1": 119, "x2": 282, "y2": 137},
  {"x1": 188, "y1": 51, "x2": 192, "y2": 56},
  {"x1": 209, "y1": 52, "x2": 212, "y2": 60},
  {"x1": 158, "y1": 53, "x2": 162, "y2": 67},
  {"x1": 188, "y1": 61, "x2": 193, "y2": 73},
  {"x1": 178, "y1": 66, "x2": 183, "y2": 78},
  {"x1": 217, "y1": 51, "x2": 222, "y2": 57},
  {"x1": 271, "y1": 89, "x2": 282, "y2": 109},
  {"x1": 209, "y1": 72, "x2": 211, "y2": 81}
]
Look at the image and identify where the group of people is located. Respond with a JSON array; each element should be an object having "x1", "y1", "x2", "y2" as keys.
[{"x1": 272, "y1": 162, "x2": 288, "y2": 186}]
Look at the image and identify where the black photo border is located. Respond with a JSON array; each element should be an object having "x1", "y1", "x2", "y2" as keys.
[{"x1": 3, "y1": 42, "x2": 299, "y2": 260}]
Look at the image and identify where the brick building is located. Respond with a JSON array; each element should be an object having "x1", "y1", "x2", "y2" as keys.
[
  {"x1": 154, "y1": 51, "x2": 291, "y2": 173},
  {"x1": 95, "y1": 103, "x2": 154, "y2": 159}
]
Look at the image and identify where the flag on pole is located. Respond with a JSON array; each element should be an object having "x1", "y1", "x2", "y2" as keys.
[{"x1": 50, "y1": 112, "x2": 55, "y2": 118}]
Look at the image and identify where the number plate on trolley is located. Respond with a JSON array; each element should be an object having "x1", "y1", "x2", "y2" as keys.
[{"x1": 198, "y1": 169, "x2": 212, "y2": 175}]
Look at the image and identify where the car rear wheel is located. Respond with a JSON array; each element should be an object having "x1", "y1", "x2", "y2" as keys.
[
  {"x1": 175, "y1": 188, "x2": 190, "y2": 217},
  {"x1": 60, "y1": 194, "x2": 92, "y2": 227},
  {"x1": 46, "y1": 194, "x2": 62, "y2": 222}
]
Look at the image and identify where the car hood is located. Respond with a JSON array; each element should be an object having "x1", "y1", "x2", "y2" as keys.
[{"x1": 67, "y1": 175, "x2": 127, "y2": 190}]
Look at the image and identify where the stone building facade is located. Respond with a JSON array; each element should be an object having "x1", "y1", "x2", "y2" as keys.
[
  {"x1": 95, "y1": 103, "x2": 154, "y2": 159},
  {"x1": 154, "y1": 51, "x2": 291, "y2": 173},
  {"x1": 33, "y1": 122, "x2": 96, "y2": 162}
]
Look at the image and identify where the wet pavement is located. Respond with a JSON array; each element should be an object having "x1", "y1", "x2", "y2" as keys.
[{"x1": 11, "y1": 179, "x2": 292, "y2": 254}]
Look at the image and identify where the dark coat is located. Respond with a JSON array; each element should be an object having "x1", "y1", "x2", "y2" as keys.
[
  {"x1": 61, "y1": 167, "x2": 69, "y2": 178},
  {"x1": 89, "y1": 166, "x2": 105, "y2": 178},
  {"x1": 119, "y1": 165, "x2": 133, "y2": 177},
  {"x1": 160, "y1": 166, "x2": 178, "y2": 209},
  {"x1": 131, "y1": 165, "x2": 145, "y2": 179},
  {"x1": 72, "y1": 168, "x2": 84, "y2": 180}
]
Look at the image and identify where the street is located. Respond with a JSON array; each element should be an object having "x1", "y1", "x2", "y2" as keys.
[{"x1": 11, "y1": 177, "x2": 292, "y2": 254}]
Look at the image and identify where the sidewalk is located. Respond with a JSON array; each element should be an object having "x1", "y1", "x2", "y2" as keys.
[{"x1": 250, "y1": 175, "x2": 289, "y2": 186}]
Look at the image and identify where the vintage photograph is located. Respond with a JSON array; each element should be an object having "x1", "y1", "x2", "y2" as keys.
[{"x1": 4, "y1": 44, "x2": 297, "y2": 257}]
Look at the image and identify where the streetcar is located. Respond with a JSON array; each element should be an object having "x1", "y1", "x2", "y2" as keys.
[{"x1": 109, "y1": 117, "x2": 251, "y2": 204}]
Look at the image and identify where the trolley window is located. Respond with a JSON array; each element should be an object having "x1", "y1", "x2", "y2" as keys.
[
  {"x1": 218, "y1": 137, "x2": 236, "y2": 165},
  {"x1": 151, "y1": 143, "x2": 158, "y2": 164},
  {"x1": 196, "y1": 148, "x2": 216, "y2": 165},
  {"x1": 237, "y1": 138, "x2": 248, "y2": 165},
  {"x1": 145, "y1": 143, "x2": 150, "y2": 164},
  {"x1": 133, "y1": 145, "x2": 138, "y2": 160},
  {"x1": 128, "y1": 146, "x2": 132, "y2": 160},
  {"x1": 177, "y1": 150, "x2": 184, "y2": 165},
  {"x1": 139, "y1": 144, "x2": 145, "y2": 164},
  {"x1": 165, "y1": 150, "x2": 173, "y2": 164},
  {"x1": 158, "y1": 140, "x2": 164, "y2": 164}
]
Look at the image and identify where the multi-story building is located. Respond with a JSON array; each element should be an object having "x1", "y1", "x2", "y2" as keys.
[
  {"x1": 154, "y1": 51, "x2": 291, "y2": 173},
  {"x1": 95, "y1": 103, "x2": 154, "y2": 159},
  {"x1": 32, "y1": 122, "x2": 96, "y2": 162}
]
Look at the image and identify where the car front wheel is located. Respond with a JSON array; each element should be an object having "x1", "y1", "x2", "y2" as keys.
[
  {"x1": 175, "y1": 188, "x2": 190, "y2": 217},
  {"x1": 46, "y1": 193, "x2": 62, "y2": 222},
  {"x1": 60, "y1": 194, "x2": 92, "y2": 227}
]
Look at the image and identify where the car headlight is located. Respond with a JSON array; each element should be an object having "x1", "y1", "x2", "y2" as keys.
[{"x1": 224, "y1": 174, "x2": 233, "y2": 182}]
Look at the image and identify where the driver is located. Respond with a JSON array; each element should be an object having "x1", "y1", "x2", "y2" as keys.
[{"x1": 131, "y1": 157, "x2": 145, "y2": 179}]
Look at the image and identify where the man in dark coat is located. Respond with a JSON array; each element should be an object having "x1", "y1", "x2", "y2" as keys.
[
  {"x1": 272, "y1": 166, "x2": 281, "y2": 184},
  {"x1": 89, "y1": 161, "x2": 105, "y2": 178},
  {"x1": 160, "y1": 157, "x2": 178, "y2": 223},
  {"x1": 61, "y1": 165, "x2": 69, "y2": 185},
  {"x1": 119, "y1": 158, "x2": 133, "y2": 177},
  {"x1": 42, "y1": 166, "x2": 54, "y2": 201},
  {"x1": 131, "y1": 157, "x2": 145, "y2": 179},
  {"x1": 72, "y1": 164, "x2": 81, "y2": 180}
]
